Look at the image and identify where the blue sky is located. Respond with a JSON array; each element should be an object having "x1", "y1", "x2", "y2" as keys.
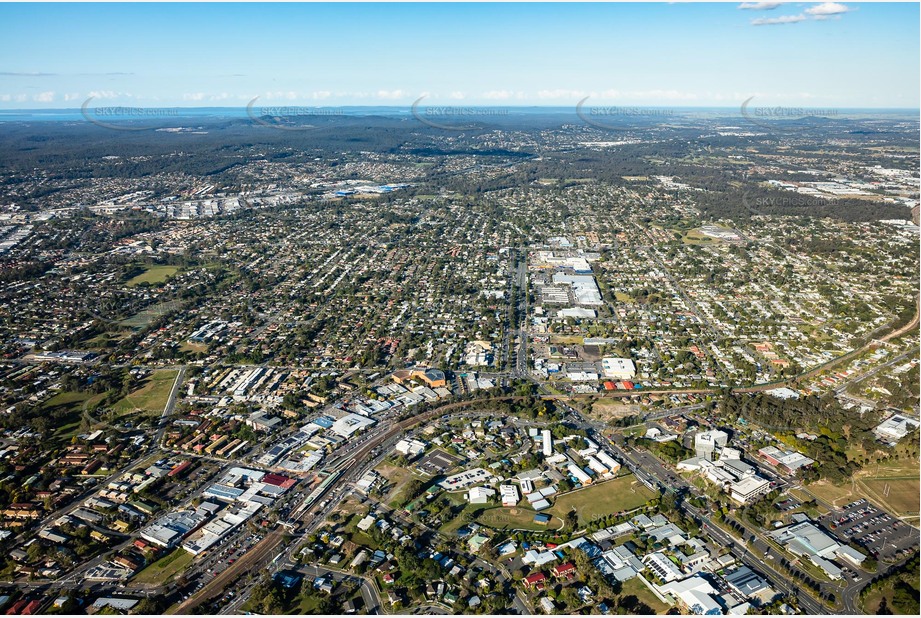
[{"x1": 0, "y1": 2, "x2": 917, "y2": 109}]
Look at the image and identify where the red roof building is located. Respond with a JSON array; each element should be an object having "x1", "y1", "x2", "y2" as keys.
[
  {"x1": 6, "y1": 599, "x2": 42, "y2": 615},
  {"x1": 552, "y1": 562, "x2": 577, "y2": 579},
  {"x1": 523, "y1": 572, "x2": 547, "y2": 590},
  {"x1": 168, "y1": 460, "x2": 192, "y2": 477},
  {"x1": 262, "y1": 473, "x2": 297, "y2": 489}
]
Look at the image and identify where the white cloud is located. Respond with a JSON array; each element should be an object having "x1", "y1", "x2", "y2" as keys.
[
  {"x1": 183, "y1": 92, "x2": 206, "y2": 101},
  {"x1": 88, "y1": 90, "x2": 127, "y2": 100},
  {"x1": 537, "y1": 89, "x2": 588, "y2": 100},
  {"x1": 376, "y1": 89, "x2": 406, "y2": 100},
  {"x1": 750, "y1": 2, "x2": 851, "y2": 25},
  {"x1": 0, "y1": 94, "x2": 10, "y2": 102},
  {"x1": 805, "y1": 2, "x2": 851, "y2": 17},
  {"x1": 482, "y1": 90, "x2": 515, "y2": 100},
  {"x1": 63, "y1": 92, "x2": 81, "y2": 102},
  {"x1": 33, "y1": 91, "x2": 54, "y2": 102},
  {"x1": 449, "y1": 91, "x2": 465, "y2": 100},
  {"x1": 311, "y1": 91, "x2": 332, "y2": 100},
  {"x1": 739, "y1": 2, "x2": 782, "y2": 10},
  {"x1": 631, "y1": 89, "x2": 699, "y2": 101},
  {"x1": 596, "y1": 89, "x2": 623, "y2": 99},
  {"x1": 752, "y1": 14, "x2": 807, "y2": 25}
]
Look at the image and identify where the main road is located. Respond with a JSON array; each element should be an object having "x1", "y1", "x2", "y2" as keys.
[{"x1": 172, "y1": 396, "x2": 536, "y2": 614}]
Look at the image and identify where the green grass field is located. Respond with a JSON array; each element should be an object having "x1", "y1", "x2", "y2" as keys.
[
  {"x1": 800, "y1": 457, "x2": 921, "y2": 518},
  {"x1": 548, "y1": 475, "x2": 655, "y2": 526},
  {"x1": 132, "y1": 548, "x2": 193, "y2": 585},
  {"x1": 126, "y1": 265, "x2": 179, "y2": 287},
  {"x1": 861, "y1": 478, "x2": 920, "y2": 518},
  {"x1": 476, "y1": 507, "x2": 564, "y2": 532},
  {"x1": 120, "y1": 300, "x2": 185, "y2": 329},
  {"x1": 43, "y1": 391, "x2": 105, "y2": 441},
  {"x1": 619, "y1": 577, "x2": 671, "y2": 614},
  {"x1": 682, "y1": 229, "x2": 715, "y2": 245},
  {"x1": 549, "y1": 335, "x2": 585, "y2": 345},
  {"x1": 110, "y1": 369, "x2": 179, "y2": 417}
]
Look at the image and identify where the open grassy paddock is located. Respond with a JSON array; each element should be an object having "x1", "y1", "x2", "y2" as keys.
[
  {"x1": 801, "y1": 457, "x2": 921, "y2": 519},
  {"x1": 618, "y1": 576, "x2": 671, "y2": 614},
  {"x1": 126, "y1": 264, "x2": 180, "y2": 287},
  {"x1": 860, "y1": 477, "x2": 920, "y2": 519},
  {"x1": 475, "y1": 506, "x2": 565, "y2": 532},
  {"x1": 110, "y1": 369, "x2": 179, "y2": 417},
  {"x1": 376, "y1": 462, "x2": 420, "y2": 508},
  {"x1": 548, "y1": 475, "x2": 655, "y2": 526},
  {"x1": 132, "y1": 548, "x2": 194, "y2": 586}
]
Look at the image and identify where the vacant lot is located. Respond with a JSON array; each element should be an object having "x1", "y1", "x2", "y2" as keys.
[
  {"x1": 802, "y1": 481, "x2": 857, "y2": 509},
  {"x1": 549, "y1": 475, "x2": 655, "y2": 526},
  {"x1": 120, "y1": 300, "x2": 184, "y2": 329},
  {"x1": 802, "y1": 457, "x2": 921, "y2": 519},
  {"x1": 861, "y1": 478, "x2": 920, "y2": 518},
  {"x1": 476, "y1": 507, "x2": 564, "y2": 532},
  {"x1": 619, "y1": 577, "x2": 670, "y2": 614},
  {"x1": 590, "y1": 399, "x2": 642, "y2": 421},
  {"x1": 44, "y1": 391, "x2": 105, "y2": 441},
  {"x1": 132, "y1": 548, "x2": 194, "y2": 585},
  {"x1": 549, "y1": 335, "x2": 584, "y2": 345},
  {"x1": 110, "y1": 369, "x2": 178, "y2": 417},
  {"x1": 376, "y1": 462, "x2": 418, "y2": 508},
  {"x1": 126, "y1": 264, "x2": 179, "y2": 287},
  {"x1": 682, "y1": 229, "x2": 715, "y2": 245}
]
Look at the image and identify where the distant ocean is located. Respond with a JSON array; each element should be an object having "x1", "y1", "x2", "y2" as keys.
[{"x1": 0, "y1": 106, "x2": 916, "y2": 123}]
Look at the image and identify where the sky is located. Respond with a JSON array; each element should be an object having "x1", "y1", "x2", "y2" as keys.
[{"x1": 0, "y1": 2, "x2": 918, "y2": 109}]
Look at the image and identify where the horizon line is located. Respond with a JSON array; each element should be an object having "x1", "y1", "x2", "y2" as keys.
[{"x1": 1, "y1": 105, "x2": 919, "y2": 112}]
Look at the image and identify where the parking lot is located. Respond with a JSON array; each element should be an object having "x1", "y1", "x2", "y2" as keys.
[
  {"x1": 415, "y1": 448, "x2": 460, "y2": 476},
  {"x1": 820, "y1": 499, "x2": 920, "y2": 562},
  {"x1": 774, "y1": 497, "x2": 801, "y2": 512}
]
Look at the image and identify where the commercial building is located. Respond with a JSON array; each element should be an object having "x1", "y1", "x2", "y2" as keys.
[
  {"x1": 644, "y1": 552, "x2": 683, "y2": 582},
  {"x1": 757, "y1": 446, "x2": 814, "y2": 475},
  {"x1": 595, "y1": 451, "x2": 621, "y2": 475},
  {"x1": 467, "y1": 486, "x2": 496, "y2": 504},
  {"x1": 542, "y1": 430, "x2": 553, "y2": 457},
  {"x1": 567, "y1": 463, "x2": 592, "y2": 486},
  {"x1": 729, "y1": 476, "x2": 771, "y2": 504},
  {"x1": 659, "y1": 576, "x2": 723, "y2": 615},
  {"x1": 585, "y1": 455, "x2": 610, "y2": 476},
  {"x1": 139, "y1": 508, "x2": 210, "y2": 548},
  {"x1": 694, "y1": 430, "x2": 728, "y2": 461},
  {"x1": 552, "y1": 273, "x2": 603, "y2": 306},
  {"x1": 873, "y1": 415, "x2": 920, "y2": 445},
  {"x1": 565, "y1": 362, "x2": 600, "y2": 381},
  {"x1": 395, "y1": 439, "x2": 426, "y2": 458},
  {"x1": 723, "y1": 566, "x2": 771, "y2": 599},
  {"x1": 500, "y1": 484, "x2": 520, "y2": 507},
  {"x1": 391, "y1": 367, "x2": 447, "y2": 388},
  {"x1": 601, "y1": 357, "x2": 636, "y2": 380},
  {"x1": 770, "y1": 520, "x2": 864, "y2": 579},
  {"x1": 330, "y1": 413, "x2": 376, "y2": 438}
]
